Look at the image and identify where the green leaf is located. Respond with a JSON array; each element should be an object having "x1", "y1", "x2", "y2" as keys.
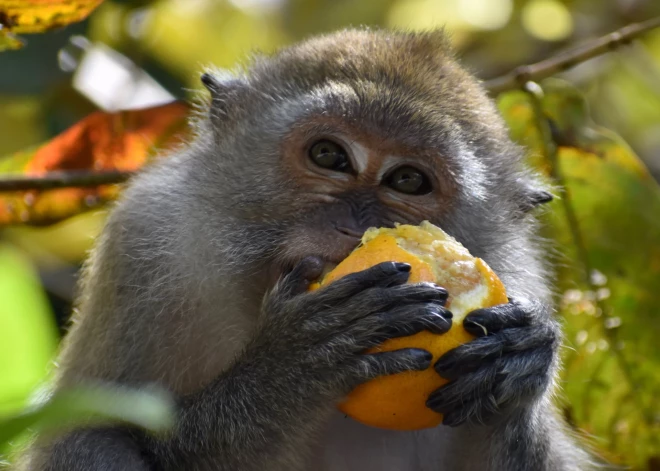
[
  {"x1": 498, "y1": 80, "x2": 660, "y2": 469},
  {"x1": 0, "y1": 385, "x2": 175, "y2": 447},
  {"x1": 0, "y1": 244, "x2": 57, "y2": 416}
]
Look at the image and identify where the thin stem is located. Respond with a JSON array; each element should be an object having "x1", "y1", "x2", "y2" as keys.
[
  {"x1": 523, "y1": 82, "x2": 653, "y2": 426},
  {"x1": 486, "y1": 17, "x2": 660, "y2": 94},
  {"x1": 0, "y1": 170, "x2": 133, "y2": 192}
]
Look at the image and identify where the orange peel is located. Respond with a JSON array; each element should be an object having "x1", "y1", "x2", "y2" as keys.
[{"x1": 311, "y1": 221, "x2": 507, "y2": 430}]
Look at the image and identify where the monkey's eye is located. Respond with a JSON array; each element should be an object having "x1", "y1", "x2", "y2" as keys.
[
  {"x1": 308, "y1": 140, "x2": 350, "y2": 172},
  {"x1": 386, "y1": 166, "x2": 432, "y2": 195}
]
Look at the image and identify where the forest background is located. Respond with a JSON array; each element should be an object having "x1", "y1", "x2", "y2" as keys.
[{"x1": 0, "y1": 0, "x2": 659, "y2": 469}]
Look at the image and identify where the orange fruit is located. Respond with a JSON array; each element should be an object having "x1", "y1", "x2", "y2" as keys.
[{"x1": 310, "y1": 221, "x2": 507, "y2": 430}]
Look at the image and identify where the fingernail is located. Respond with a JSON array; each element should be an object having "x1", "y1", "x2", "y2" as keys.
[
  {"x1": 442, "y1": 414, "x2": 462, "y2": 427},
  {"x1": 434, "y1": 358, "x2": 454, "y2": 373},
  {"x1": 394, "y1": 262, "x2": 411, "y2": 272},
  {"x1": 425, "y1": 308, "x2": 451, "y2": 334},
  {"x1": 464, "y1": 313, "x2": 484, "y2": 325},
  {"x1": 412, "y1": 349, "x2": 432, "y2": 361},
  {"x1": 439, "y1": 308, "x2": 453, "y2": 320},
  {"x1": 410, "y1": 349, "x2": 433, "y2": 367},
  {"x1": 426, "y1": 304, "x2": 442, "y2": 315},
  {"x1": 464, "y1": 319, "x2": 488, "y2": 337},
  {"x1": 426, "y1": 394, "x2": 445, "y2": 410}
]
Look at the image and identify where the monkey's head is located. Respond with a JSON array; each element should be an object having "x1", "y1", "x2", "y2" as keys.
[{"x1": 192, "y1": 29, "x2": 551, "y2": 282}]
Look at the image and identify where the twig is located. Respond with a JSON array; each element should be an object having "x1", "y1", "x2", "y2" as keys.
[
  {"x1": 2, "y1": 18, "x2": 660, "y2": 193},
  {"x1": 485, "y1": 16, "x2": 660, "y2": 94},
  {"x1": 0, "y1": 170, "x2": 133, "y2": 192},
  {"x1": 523, "y1": 82, "x2": 654, "y2": 426}
]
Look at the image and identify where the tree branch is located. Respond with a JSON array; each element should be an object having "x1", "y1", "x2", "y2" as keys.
[
  {"x1": 2, "y1": 18, "x2": 660, "y2": 193},
  {"x1": 523, "y1": 81, "x2": 655, "y2": 426},
  {"x1": 0, "y1": 170, "x2": 133, "y2": 192},
  {"x1": 485, "y1": 16, "x2": 660, "y2": 94}
]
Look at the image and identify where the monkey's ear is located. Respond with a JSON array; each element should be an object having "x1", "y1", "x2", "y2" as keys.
[
  {"x1": 200, "y1": 70, "x2": 248, "y2": 122},
  {"x1": 201, "y1": 72, "x2": 222, "y2": 94},
  {"x1": 519, "y1": 185, "x2": 554, "y2": 212},
  {"x1": 200, "y1": 73, "x2": 243, "y2": 94},
  {"x1": 200, "y1": 71, "x2": 246, "y2": 96}
]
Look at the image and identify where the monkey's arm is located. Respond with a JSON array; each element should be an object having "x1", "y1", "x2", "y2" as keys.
[
  {"x1": 29, "y1": 259, "x2": 450, "y2": 471},
  {"x1": 427, "y1": 299, "x2": 595, "y2": 470}
]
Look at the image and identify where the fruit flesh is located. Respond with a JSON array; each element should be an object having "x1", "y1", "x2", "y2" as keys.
[{"x1": 312, "y1": 221, "x2": 508, "y2": 430}]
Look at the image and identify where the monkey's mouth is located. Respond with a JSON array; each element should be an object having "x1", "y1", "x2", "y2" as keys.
[{"x1": 268, "y1": 225, "x2": 364, "y2": 290}]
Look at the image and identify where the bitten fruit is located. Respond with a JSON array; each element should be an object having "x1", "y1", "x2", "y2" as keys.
[{"x1": 311, "y1": 221, "x2": 508, "y2": 430}]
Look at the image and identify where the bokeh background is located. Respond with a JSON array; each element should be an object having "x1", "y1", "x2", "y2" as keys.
[{"x1": 1, "y1": 0, "x2": 659, "y2": 469}]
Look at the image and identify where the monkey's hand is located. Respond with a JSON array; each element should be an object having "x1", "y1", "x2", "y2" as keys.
[
  {"x1": 425, "y1": 299, "x2": 559, "y2": 427},
  {"x1": 254, "y1": 257, "x2": 452, "y2": 399}
]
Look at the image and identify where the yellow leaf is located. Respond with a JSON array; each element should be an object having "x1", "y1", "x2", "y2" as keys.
[{"x1": 0, "y1": 0, "x2": 104, "y2": 34}]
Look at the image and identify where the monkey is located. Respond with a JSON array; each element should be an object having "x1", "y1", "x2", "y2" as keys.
[{"x1": 20, "y1": 28, "x2": 598, "y2": 471}]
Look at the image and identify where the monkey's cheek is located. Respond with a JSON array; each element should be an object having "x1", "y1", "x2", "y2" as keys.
[{"x1": 266, "y1": 262, "x2": 288, "y2": 290}]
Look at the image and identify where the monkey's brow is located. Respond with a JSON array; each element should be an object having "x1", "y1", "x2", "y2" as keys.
[
  {"x1": 298, "y1": 122, "x2": 342, "y2": 138},
  {"x1": 279, "y1": 82, "x2": 460, "y2": 156},
  {"x1": 296, "y1": 119, "x2": 451, "y2": 166}
]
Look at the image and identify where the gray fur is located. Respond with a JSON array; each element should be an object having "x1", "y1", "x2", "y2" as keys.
[{"x1": 18, "y1": 29, "x2": 601, "y2": 470}]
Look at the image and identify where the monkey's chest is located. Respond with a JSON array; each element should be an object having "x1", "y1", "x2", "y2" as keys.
[{"x1": 310, "y1": 411, "x2": 451, "y2": 471}]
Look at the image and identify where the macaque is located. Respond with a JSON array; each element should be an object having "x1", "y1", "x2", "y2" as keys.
[{"x1": 23, "y1": 29, "x2": 595, "y2": 471}]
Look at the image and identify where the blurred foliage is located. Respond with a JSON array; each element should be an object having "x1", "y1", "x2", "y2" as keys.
[
  {"x1": 0, "y1": 0, "x2": 104, "y2": 50},
  {"x1": 0, "y1": 244, "x2": 57, "y2": 416},
  {"x1": 0, "y1": 240, "x2": 173, "y2": 467},
  {"x1": 0, "y1": 101, "x2": 189, "y2": 224},
  {"x1": 0, "y1": 0, "x2": 659, "y2": 469},
  {"x1": 0, "y1": 385, "x2": 174, "y2": 467},
  {"x1": 499, "y1": 81, "x2": 660, "y2": 468}
]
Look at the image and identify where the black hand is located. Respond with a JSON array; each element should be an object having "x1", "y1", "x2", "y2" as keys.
[
  {"x1": 426, "y1": 299, "x2": 558, "y2": 427},
  {"x1": 258, "y1": 257, "x2": 452, "y2": 396}
]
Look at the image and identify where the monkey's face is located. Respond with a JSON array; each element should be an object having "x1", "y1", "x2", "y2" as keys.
[
  {"x1": 200, "y1": 30, "x2": 545, "y2": 282},
  {"x1": 244, "y1": 85, "x2": 518, "y2": 279},
  {"x1": 274, "y1": 113, "x2": 460, "y2": 270}
]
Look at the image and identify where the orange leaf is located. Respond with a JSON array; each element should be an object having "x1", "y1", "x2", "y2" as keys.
[
  {"x1": 0, "y1": 101, "x2": 190, "y2": 225},
  {"x1": 0, "y1": 0, "x2": 104, "y2": 34},
  {"x1": 27, "y1": 102, "x2": 190, "y2": 174}
]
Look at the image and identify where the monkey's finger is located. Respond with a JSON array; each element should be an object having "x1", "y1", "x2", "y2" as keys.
[
  {"x1": 429, "y1": 382, "x2": 498, "y2": 420},
  {"x1": 429, "y1": 347, "x2": 553, "y2": 416},
  {"x1": 355, "y1": 348, "x2": 432, "y2": 382},
  {"x1": 381, "y1": 282, "x2": 449, "y2": 306},
  {"x1": 426, "y1": 362, "x2": 498, "y2": 414},
  {"x1": 374, "y1": 303, "x2": 452, "y2": 339},
  {"x1": 434, "y1": 324, "x2": 556, "y2": 379},
  {"x1": 441, "y1": 396, "x2": 499, "y2": 427},
  {"x1": 318, "y1": 262, "x2": 411, "y2": 301},
  {"x1": 437, "y1": 346, "x2": 553, "y2": 396},
  {"x1": 489, "y1": 347, "x2": 554, "y2": 405},
  {"x1": 279, "y1": 256, "x2": 325, "y2": 298},
  {"x1": 348, "y1": 282, "x2": 448, "y2": 313},
  {"x1": 440, "y1": 382, "x2": 502, "y2": 427},
  {"x1": 463, "y1": 300, "x2": 533, "y2": 338},
  {"x1": 441, "y1": 369, "x2": 550, "y2": 427},
  {"x1": 334, "y1": 282, "x2": 449, "y2": 323},
  {"x1": 434, "y1": 336, "x2": 505, "y2": 379},
  {"x1": 496, "y1": 343, "x2": 554, "y2": 378}
]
